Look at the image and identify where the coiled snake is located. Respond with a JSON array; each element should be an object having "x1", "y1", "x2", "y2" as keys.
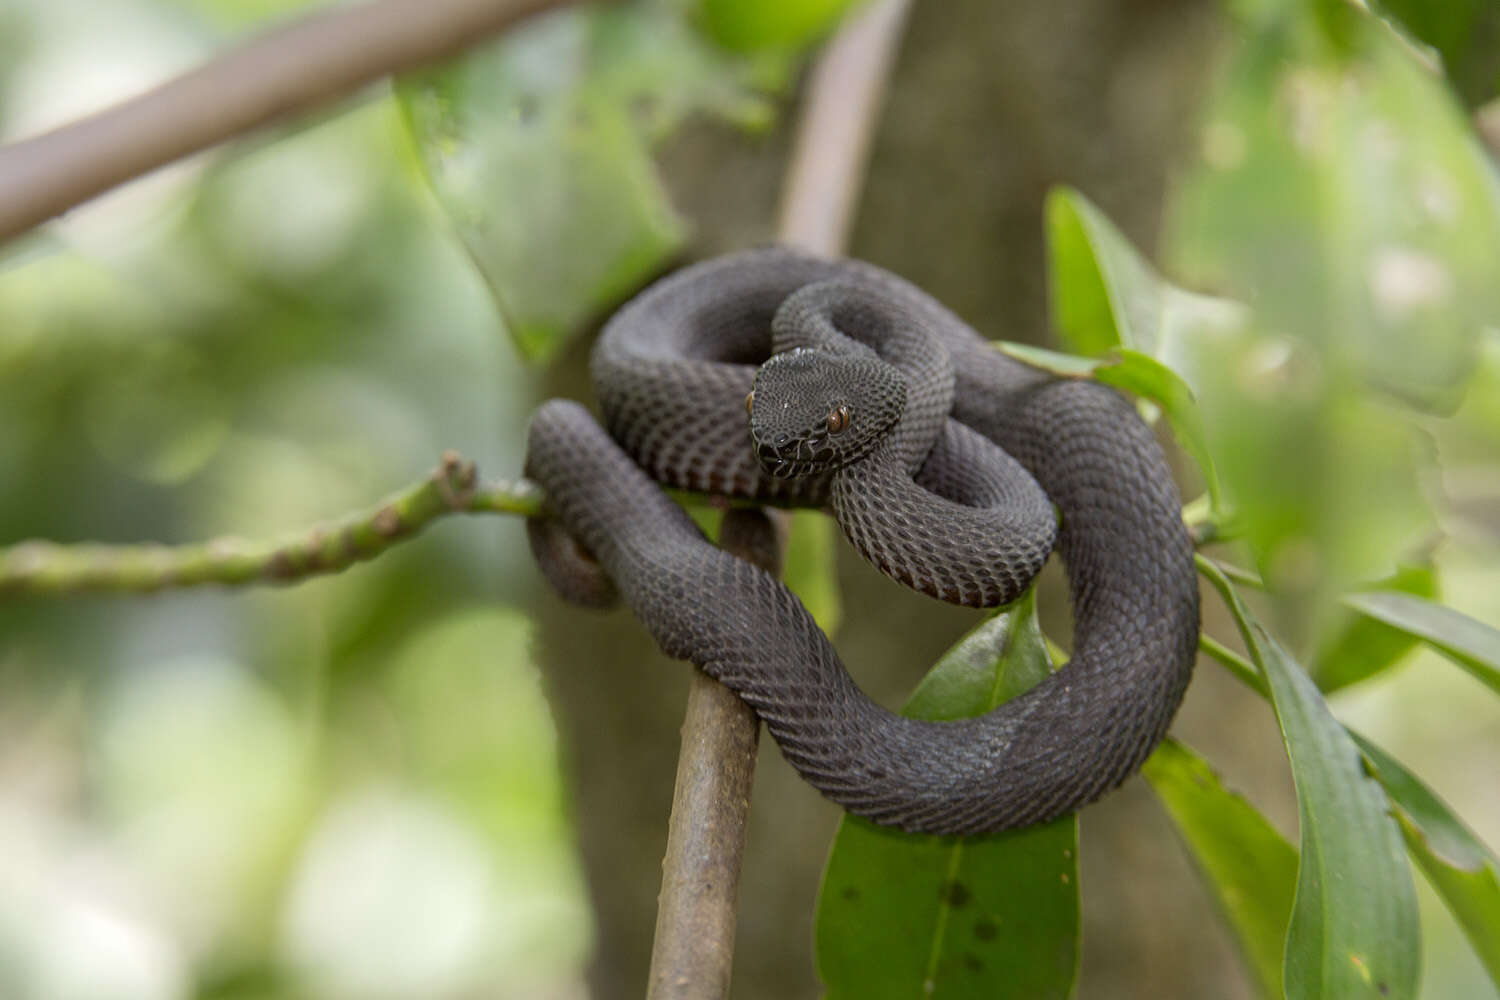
[{"x1": 524, "y1": 248, "x2": 1199, "y2": 835}]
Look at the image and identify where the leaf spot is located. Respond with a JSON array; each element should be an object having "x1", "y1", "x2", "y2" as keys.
[{"x1": 942, "y1": 880, "x2": 972, "y2": 907}]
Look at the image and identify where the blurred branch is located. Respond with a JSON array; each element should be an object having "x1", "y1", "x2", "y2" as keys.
[
  {"x1": 0, "y1": 453, "x2": 543, "y2": 595},
  {"x1": 776, "y1": 0, "x2": 912, "y2": 256},
  {"x1": 648, "y1": 2, "x2": 912, "y2": 997},
  {"x1": 0, "y1": 0, "x2": 574, "y2": 243}
]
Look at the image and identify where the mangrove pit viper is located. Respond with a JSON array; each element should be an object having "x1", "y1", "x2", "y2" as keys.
[{"x1": 524, "y1": 247, "x2": 1199, "y2": 836}]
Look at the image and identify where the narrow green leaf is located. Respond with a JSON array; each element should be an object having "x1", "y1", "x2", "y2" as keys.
[
  {"x1": 398, "y1": 4, "x2": 789, "y2": 362},
  {"x1": 1312, "y1": 564, "x2": 1440, "y2": 693},
  {"x1": 1142, "y1": 739, "x2": 1297, "y2": 999},
  {"x1": 1342, "y1": 591, "x2": 1500, "y2": 697},
  {"x1": 816, "y1": 590, "x2": 1079, "y2": 999},
  {"x1": 1045, "y1": 186, "x2": 1163, "y2": 357},
  {"x1": 1351, "y1": 733, "x2": 1500, "y2": 988},
  {"x1": 1198, "y1": 557, "x2": 1421, "y2": 1000}
]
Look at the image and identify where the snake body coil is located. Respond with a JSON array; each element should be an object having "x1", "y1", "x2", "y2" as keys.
[{"x1": 525, "y1": 248, "x2": 1199, "y2": 835}]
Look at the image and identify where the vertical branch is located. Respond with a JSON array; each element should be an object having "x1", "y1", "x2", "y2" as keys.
[{"x1": 647, "y1": 1, "x2": 913, "y2": 996}]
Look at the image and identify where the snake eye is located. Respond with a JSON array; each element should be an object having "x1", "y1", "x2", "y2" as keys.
[
  {"x1": 826, "y1": 404, "x2": 852, "y2": 435},
  {"x1": 745, "y1": 391, "x2": 755, "y2": 416}
]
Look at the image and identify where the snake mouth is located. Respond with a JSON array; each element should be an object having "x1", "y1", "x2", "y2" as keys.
[{"x1": 755, "y1": 433, "x2": 836, "y2": 479}]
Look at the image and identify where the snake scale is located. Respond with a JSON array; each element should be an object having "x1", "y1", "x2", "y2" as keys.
[{"x1": 524, "y1": 247, "x2": 1199, "y2": 835}]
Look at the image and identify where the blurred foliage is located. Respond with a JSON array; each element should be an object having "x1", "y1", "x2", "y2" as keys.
[
  {"x1": 1165, "y1": 1, "x2": 1500, "y2": 639},
  {"x1": 398, "y1": 0, "x2": 793, "y2": 363}
]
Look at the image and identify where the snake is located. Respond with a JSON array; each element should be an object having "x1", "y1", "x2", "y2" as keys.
[{"x1": 523, "y1": 247, "x2": 1199, "y2": 836}]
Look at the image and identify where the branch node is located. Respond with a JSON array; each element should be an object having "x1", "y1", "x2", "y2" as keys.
[{"x1": 373, "y1": 506, "x2": 403, "y2": 537}]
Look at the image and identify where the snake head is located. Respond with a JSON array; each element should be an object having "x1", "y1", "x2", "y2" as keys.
[{"x1": 747, "y1": 347, "x2": 905, "y2": 478}]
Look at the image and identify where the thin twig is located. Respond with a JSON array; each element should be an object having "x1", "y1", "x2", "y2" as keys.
[
  {"x1": 0, "y1": 0, "x2": 573, "y2": 243},
  {"x1": 647, "y1": 2, "x2": 913, "y2": 997},
  {"x1": 0, "y1": 453, "x2": 542, "y2": 595}
]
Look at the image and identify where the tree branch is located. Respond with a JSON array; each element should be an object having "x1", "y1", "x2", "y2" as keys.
[
  {"x1": 0, "y1": 453, "x2": 542, "y2": 595},
  {"x1": 0, "y1": 0, "x2": 574, "y2": 244},
  {"x1": 647, "y1": 2, "x2": 912, "y2": 997}
]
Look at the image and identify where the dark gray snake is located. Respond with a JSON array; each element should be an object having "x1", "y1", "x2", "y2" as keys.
[{"x1": 524, "y1": 247, "x2": 1199, "y2": 835}]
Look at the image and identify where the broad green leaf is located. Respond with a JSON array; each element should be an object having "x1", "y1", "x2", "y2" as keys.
[
  {"x1": 1342, "y1": 591, "x2": 1500, "y2": 697},
  {"x1": 816, "y1": 589, "x2": 1079, "y2": 999},
  {"x1": 398, "y1": 3, "x2": 789, "y2": 363},
  {"x1": 1369, "y1": 0, "x2": 1500, "y2": 107},
  {"x1": 1312, "y1": 564, "x2": 1439, "y2": 693},
  {"x1": 1142, "y1": 739, "x2": 1297, "y2": 999},
  {"x1": 699, "y1": 0, "x2": 859, "y2": 51},
  {"x1": 1198, "y1": 557, "x2": 1421, "y2": 1000},
  {"x1": 996, "y1": 342, "x2": 1223, "y2": 512},
  {"x1": 1351, "y1": 733, "x2": 1500, "y2": 988}
]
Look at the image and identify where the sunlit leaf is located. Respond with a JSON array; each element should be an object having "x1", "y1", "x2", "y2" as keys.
[
  {"x1": 1164, "y1": 5, "x2": 1500, "y2": 637},
  {"x1": 816, "y1": 589, "x2": 1078, "y2": 999},
  {"x1": 1168, "y1": 8, "x2": 1500, "y2": 410},
  {"x1": 398, "y1": 3, "x2": 790, "y2": 362},
  {"x1": 1198, "y1": 557, "x2": 1421, "y2": 1000},
  {"x1": 1312, "y1": 563, "x2": 1438, "y2": 693},
  {"x1": 1142, "y1": 739, "x2": 1297, "y2": 999},
  {"x1": 1341, "y1": 591, "x2": 1500, "y2": 697}
]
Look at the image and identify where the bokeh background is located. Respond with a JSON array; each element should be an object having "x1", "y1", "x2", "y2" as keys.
[{"x1": 2, "y1": 0, "x2": 1498, "y2": 998}]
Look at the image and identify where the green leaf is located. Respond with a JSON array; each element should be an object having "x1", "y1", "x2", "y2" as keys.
[
  {"x1": 1341, "y1": 591, "x2": 1500, "y2": 697},
  {"x1": 1142, "y1": 739, "x2": 1297, "y2": 999},
  {"x1": 1312, "y1": 564, "x2": 1439, "y2": 693},
  {"x1": 398, "y1": 3, "x2": 790, "y2": 363},
  {"x1": 1351, "y1": 732, "x2": 1500, "y2": 988},
  {"x1": 1045, "y1": 186, "x2": 1165, "y2": 357},
  {"x1": 1368, "y1": 0, "x2": 1500, "y2": 107},
  {"x1": 996, "y1": 343, "x2": 1224, "y2": 513},
  {"x1": 1197, "y1": 557, "x2": 1421, "y2": 1000},
  {"x1": 815, "y1": 590, "x2": 1079, "y2": 999},
  {"x1": 699, "y1": 0, "x2": 860, "y2": 51}
]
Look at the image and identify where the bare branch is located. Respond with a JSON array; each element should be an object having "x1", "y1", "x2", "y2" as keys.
[
  {"x1": 0, "y1": 0, "x2": 574, "y2": 244},
  {"x1": 0, "y1": 454, "x2": 542, "y2": 595}
]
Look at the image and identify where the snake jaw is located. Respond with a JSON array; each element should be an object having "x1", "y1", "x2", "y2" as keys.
[{"x1": 754, "y1": 427, "x2": 839, "y2": 479}]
